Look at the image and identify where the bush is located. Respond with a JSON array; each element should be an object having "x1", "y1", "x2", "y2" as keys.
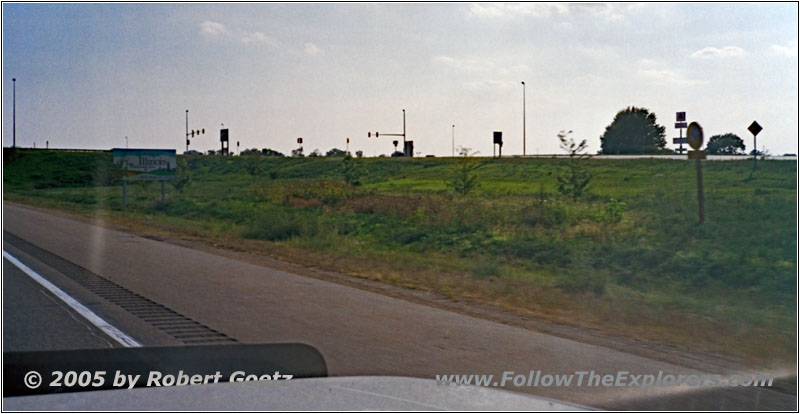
[
  {"x1": 242, "y1": 208, "x2": 315, "y2": 241},
  {"x1": 448, "y1": 147, "x2": 480, "y2": 196},
  {"x1": 556, "y1": 131, "x2": 591, "y2": 201},
  {"x1": 599, "y1": 198, "x2": 626, "y2": 223}
]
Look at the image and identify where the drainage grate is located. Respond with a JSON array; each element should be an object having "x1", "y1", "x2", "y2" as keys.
[{"x1": 4, "y1": 231, "x2": 236, "y2": 345}]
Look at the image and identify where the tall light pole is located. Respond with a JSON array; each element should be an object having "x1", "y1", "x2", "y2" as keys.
[
  {"x1": 13, "y1": 78, "x2": 16, "y2": 149},
  {"x1": 452, "y1": 124, "x2": 455, "y2": 157},
  {"x1": 521, "y1": 81, "x2": 526, "y2": 156},
  {"x1": 185, "y1": 110, "x2": 189, "y2": 152},
  {"x1": 402, "y1": 109, "x2": 406, "y2": 144}
]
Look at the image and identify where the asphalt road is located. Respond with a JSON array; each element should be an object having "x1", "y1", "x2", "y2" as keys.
[
  {"x1": 3, "y1": 259, "x2": 119, "y2": 352},
  {"x1": 2, "y1": 203, "x2": 795, "y2": 410}
]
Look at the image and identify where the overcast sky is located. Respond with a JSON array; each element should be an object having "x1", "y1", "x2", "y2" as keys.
[{"x1": 3, "y1": 3, "x2": 798, "y2": 156}]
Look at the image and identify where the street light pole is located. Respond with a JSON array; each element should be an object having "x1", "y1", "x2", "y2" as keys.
[
  {"x1": 13, "y1": 78, "x2": 16, "y2": 149},
  {"x1": 185, "y1": 110, "x2": 189, "y2": 152},
  {"x1": 452, "y1": 124, "x2": 455, "y2": 157},
  {"x1": 402, "y1": 109, "x2": 406, "y2": 144},
  {"x1": 521, "y1": 81, "x2": 526, "y2": 156}
]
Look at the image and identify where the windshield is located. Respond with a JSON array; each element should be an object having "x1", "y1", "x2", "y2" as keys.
[{"x1": 2, "y1": 2, "x2": 797, "y2": 412}]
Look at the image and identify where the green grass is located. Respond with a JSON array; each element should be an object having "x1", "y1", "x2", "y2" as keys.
[{"x1": 4, "y1": 149, "x2": 796, "y2": 363}]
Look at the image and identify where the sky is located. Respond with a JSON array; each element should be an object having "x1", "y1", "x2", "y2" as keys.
[{"x1": 2, "y1": 2, "x2": 798, "y2": 156}]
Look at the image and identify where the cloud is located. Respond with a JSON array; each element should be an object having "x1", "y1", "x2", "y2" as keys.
[
  {"x1": 304, "y1": 42, "x2": 321, "y2": 55},
  {"x1": 463, "y1": 79, "x2": 517, "y2": 91},
  {"x1": 771, "y1": 42, "x2": 797, "y2": 57},
  {"x1": 433, "y1": 55, "x2": 529, "y2": 75},
  {"x1": 691, "y1": 46, "x2": 745, "y2": 59},
  {"x1": 468, "y1": 2, "x2": 640, "y2": 21},
  {"x1": 636, "y1": 58, "x2": 705, "y2": 85},
  {"x1": 200, "y1": 21, "x2": 228, "y2": 36},
  {"x1": 638, "y1": 68, "x2": 706, "y2": 86},
  {"x1": 241, "y1": 32, "x2": 278, "y2": 46},
  {"x1": 468, "y1": 3, "x2": 569, "y2": 19}
]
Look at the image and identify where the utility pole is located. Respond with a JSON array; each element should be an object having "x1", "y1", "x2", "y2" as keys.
[
  {"x1": 368, "y1": 109, "x2": 408, "y2": 155},
  {"x1": 13, "y1": 78, "x2": 16, "y2": 149},
  {"x1": 521, "y1": 81, "x2": 526, "y2": 156},
  {"x1": 184, "y1": 110, "x2": 204, "y2": 152},
  {"x1": 403, "y1": 109, "x2": 406, "y2": 144}
]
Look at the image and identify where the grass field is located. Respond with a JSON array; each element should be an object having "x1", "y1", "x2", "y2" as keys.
[{"x1": 3, "y1": 149, "x2": 796, "y2": 364}]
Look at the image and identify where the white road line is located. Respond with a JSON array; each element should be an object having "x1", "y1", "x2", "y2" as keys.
[{"x1": 3, "y1": 249, "x2": 142, "y2": 348}]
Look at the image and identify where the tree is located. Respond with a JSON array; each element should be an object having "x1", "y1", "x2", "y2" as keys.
[
  {"x1": 291, "y1": 148, "x2": 304, "y2": 158},
  {"x1": 240, "y1": 148, "x2": 261, "y2": 156},
  {"x1": 172, "y1": 156, "x2": 192, "y2": 194},
  {"x1": 326, "y1": 148, "x2": 348, "y2": 157},
  {"x1": 600, "y1": 106, "x2": 666, "y2": 154},
  {"x1": 308, "y1": 149, "x2": 322, "y2": 157},
  {"x1": 261, "y1": 148, "x2": 284, "y2": 157},
  {"x1": 448, "y1": 147, "x2": 480, "y2": 196},
  {"x1": 340, "y1": 154, "x2": 365, "y2": 186},
  {"x1": 706, "y1": 133, "x2": 745, "y2": 155},
  {"x1": 556, "y1": 130, "x2": 591, "y2": 201}
]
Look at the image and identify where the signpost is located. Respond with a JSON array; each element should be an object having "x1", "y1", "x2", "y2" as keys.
[
  {"x1": 674, "y1": 112, "x2": 687, "y2": 154},
  {"x1": 685, "y1": 122, "x2": 706, "y2": 223},
  {"x1": 493, "y1": 131, "x2": 503, "y2": 158},
  {"x1": 368, "y1": 109, "x2": 409, "y2": 156},
  {"x1": 220, "y1": 128, "x2": 230, "y2": 155},
  {"x1": 113, "y1": 149, "x2": 177, "y2": 208},
  {"x1": 748, "y1": 120, "x2": 762, "y2": 175}
]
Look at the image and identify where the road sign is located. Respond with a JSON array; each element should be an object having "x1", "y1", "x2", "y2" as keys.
[
  {"x1": 676, "y1": 112, "x2": 686, "y2": 122},
  {"x1": 493, "y1": 131, "x2": 503, "y2": 145},
  {"x1": 748, "y1": 121, "x2": 762, "y2": 136},
  {"x1": 112, "y1": 149, "x2": 176, "y2": 181},
  {"x1": 688, "y1": 150, "x2": 707, "y2": 160},
  {"x1": 297, "y1": 137, "x2": 303, "y2": 144},
  {"x1": 675, "y1": 122, "x2": 688, "y2": 129},
  {"x1": 673, "y1": 138, "x2": 687, "y2": 144},
  {"x1": 686, "y1": 122, "x2": 704, "y2": 150}
]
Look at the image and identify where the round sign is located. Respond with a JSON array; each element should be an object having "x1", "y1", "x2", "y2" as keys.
[{"x1": 686, "y1": 122, "x2": 704, "y2": 150}]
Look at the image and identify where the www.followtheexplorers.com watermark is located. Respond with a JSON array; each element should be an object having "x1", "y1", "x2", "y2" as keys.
[{"x1": 435, "y1": 371, "x2": 774, "y2": 390}]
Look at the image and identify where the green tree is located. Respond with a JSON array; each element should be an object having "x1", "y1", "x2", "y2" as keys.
[
  {"x1": 172, "y1": 156, "x2": 192, "y2": 194},
  {"x1": 706, "y1": 133, "x2": 745, "y2": 155},
  {"x1": 261, "y1": 148, "x2": 284, "y2": 157},
  {"x1": 240, "y1": 148, "x2": 261, "y2": 156},
  {"x1": 600, "y1": 106, "x2": 666, "y2": 154},
  {"x1": 340, "y1": 154, "x2": 365, "y2": 186},
  {"x1": 326, "y1": 148, "x2": 348, "y2": 157},
  {"x1": 448, "y1": 147, "x2": 480, "y2": 196},
  {"x1": 556, "y1": 130, "x2": 591, "y2": 201}
]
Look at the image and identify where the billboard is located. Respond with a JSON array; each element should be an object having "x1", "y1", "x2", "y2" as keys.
[{"x1": 112, "y1": 149, "x2": 176, "y2": 181}]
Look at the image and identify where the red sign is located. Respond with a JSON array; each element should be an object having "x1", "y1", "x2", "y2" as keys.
[{"x1": 676, "y1": 112, "x2": 686, "y2": 122}]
